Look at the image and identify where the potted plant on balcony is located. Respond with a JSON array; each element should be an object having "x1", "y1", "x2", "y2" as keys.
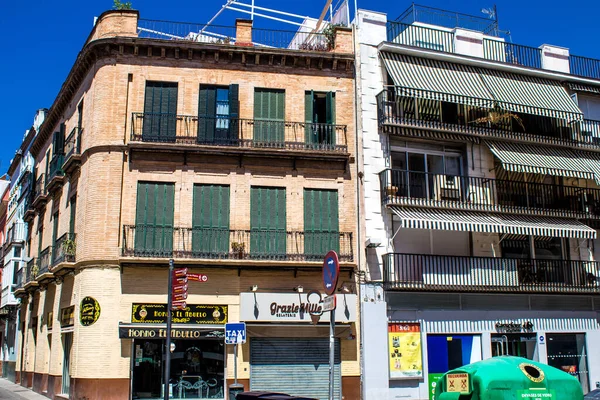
[
  {"x1": 62, "y1": 239, "x2": 76, "y2": 259},
  {"x1": 231, "y1": 242, "x2": 245, "y2": 259},
  {"x1": 30, "y1": 263, "x2": 39, "y2": 278},
  {"x1": 470, "y1": 105, "x2": 526, "y2": 131}
]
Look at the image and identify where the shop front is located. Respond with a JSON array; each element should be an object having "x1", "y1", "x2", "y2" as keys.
[
  {"x1": 239, "y1": 292, "x2": 359, "y2": 400},
  {"x1": 119, "y1": 303, "x2": 228, "y2": 400}
]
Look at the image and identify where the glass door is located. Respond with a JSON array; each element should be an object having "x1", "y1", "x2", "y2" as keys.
[
  {"x1": 132, "y1": 339, "x2": 163, "y2": 399},
  {"x1": 62, "y1": 332, "x2": 72, "y2": 395}
]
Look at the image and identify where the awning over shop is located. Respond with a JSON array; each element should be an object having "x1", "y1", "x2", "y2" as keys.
[
  {"x1": 389, "y1": 207, "x2": 597, "y2": 239},
  {"x1": 380, "y1": 52, "x2": 494, "y2": 107},
  {"x1": 478, "y1": 70, "x2": 583, "y2": 121},
  {"x1": 485, "y1": 140, "x2": 595, "y2": 180}
]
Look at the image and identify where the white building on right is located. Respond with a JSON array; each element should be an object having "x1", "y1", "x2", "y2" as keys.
[{"x1": 356, "y1": 5, "x2": 600, "y2": 399}]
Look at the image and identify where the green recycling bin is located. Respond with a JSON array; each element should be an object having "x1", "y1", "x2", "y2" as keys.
[{"x1": 434, "y1": 356, "x2": 584, "y2": 400}]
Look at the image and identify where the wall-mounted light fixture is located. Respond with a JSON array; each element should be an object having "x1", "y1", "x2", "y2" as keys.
[
  {"x1": 250, "y1": 285, "x2": 258, "y2": 292},
  {"x1": 293, "y1": 285, "x2": 304, "y2": 293}
]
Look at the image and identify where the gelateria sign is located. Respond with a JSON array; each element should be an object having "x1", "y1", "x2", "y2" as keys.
[
  {"x1": 239, "y1": 292, "x2": 357, "y2": 322},
  {"x1": 131, "y1": 304, "x2": 228, "y2": 324}
]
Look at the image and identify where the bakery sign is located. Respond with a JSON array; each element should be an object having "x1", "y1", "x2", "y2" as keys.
[
  {"x1": 131, "y1": 304, "x2": 228, "y2": 325},
  {"x1": 239, "y1": 292, "x2": 357, "y2": 323}
]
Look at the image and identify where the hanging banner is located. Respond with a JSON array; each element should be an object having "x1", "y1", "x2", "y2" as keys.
[{"x1": 389, "y1": 322, "x2": 423, "y2": 379}]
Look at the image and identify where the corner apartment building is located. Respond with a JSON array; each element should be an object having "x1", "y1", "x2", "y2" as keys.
[
  {"x1": 1, "y1": 110, "x2": 45, "y2": 381},
  {"x1": 13, "y1": 9, "x2": 359, "y2": 400},
  {"x1": 356, "y1": 5, "x2": 600, "y2": 399}
]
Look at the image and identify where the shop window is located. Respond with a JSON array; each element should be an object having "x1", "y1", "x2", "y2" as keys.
[
  {"x1": 427, "y1": 335, "x2": 482, "y2": 400},
  {"x1": 491, "y1": 333, "x2": 537, "y2": 360},
  {"x1": 547, "y1": 333, "x2": 590, "y2": 394}
]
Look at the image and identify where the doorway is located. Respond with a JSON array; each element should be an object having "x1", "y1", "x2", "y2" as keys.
[
  {"x1": 491, "y1": 333, "x2": 537, "y2": 360},
  {"x1": 62, "y1": 332, "x2": 72, "y2": 395}
]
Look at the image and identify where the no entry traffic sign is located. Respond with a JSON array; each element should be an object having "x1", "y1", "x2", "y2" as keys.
[{"x1": 323, "y1": 250, "x2": 340, "y2": 296}]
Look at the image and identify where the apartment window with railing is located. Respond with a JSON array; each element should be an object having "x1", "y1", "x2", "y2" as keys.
[
  {"x1": 390, "y1": 142, "x2": 464, "y2": 201},
  {"x1": 198, "y1": 85, "x2": 239, "y2": 144},
  {"x1": 192, "y1": 185, "x2": 230, "y2": 256},
  {"x1": 304, "y1": 189, "x2": 339, "y2": 260},
  {"x1": 254, "y1": 88, "x2": 285, "y2": 145},
  {"x1": 250, "y1": 187, "x2": 286, "y2": 258},
  {"x1": 142, "y1": 81, "x2": 178, "y2": 142},
  {"x1": 305, "y1": 91, "x2": 336, "y2": 148},
  {"x1": 134, "y1": 182, "x2": 175, "y2": 256}
]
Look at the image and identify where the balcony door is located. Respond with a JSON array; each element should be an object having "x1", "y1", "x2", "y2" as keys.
[
  {"x1": 250, "y1": 187, "x2": 286, "y2": 259},
  {"x1": 254, "y1": 88, "x2": 285, "y2": 146},
  {"x1": 143, "y1": 81, "x2": 178, "y2": 142},
  {"x1": 192, "y1": 185, "x2": 230, "y2": 257},
  {"x1": 198, "y1": 84, "x2": 239, "y2": 144},
  {"x1": 305, "y1": 91, "x2": 336, "y2": 149},
  {"x1": 134, "y1": 182, "x2": 174, "y2": 257},
  {"x1": 304, "y1": 189, "x2": 339, "y2": 260},
  {"x1": 501, "y1": 236, "x2": 567, "y2": 284}
]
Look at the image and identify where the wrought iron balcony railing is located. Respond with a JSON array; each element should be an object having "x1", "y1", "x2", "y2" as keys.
[
  {"x1": 131, "y1": 113, "x2": 348, "y2": 153},
  {"x1": 52, "y1": 233, "x2": 76, "y2": 265},
  {"x1": 386, "y1": 20, "x2": 600, "y2": 80},
  {"x1": 122, "y1": 225, "x2": 353, "y2": 262},
  {"x1": 64, "y1": 127, "x2": 82, "y2": 160},
  {"x1": 34, "y1": 174, "x2": 46, "y2": 200},
  {"x1": 38, "y1": 247, "x2": 51, "y2": 276},
  {"x1": 380, "y1": 169, "x2": 600, "y2": 218},
  {"x1": 47, "y1": 154, "x2": 65, "y2": 184},
  {"x1": 25, "y1": 258, "x2": 38, "y2": 284},
  {"x1": 377, "y1": 87, "x2": 599, "y2": 148},
  {"x1": 383, "y1": 253, "x2": 600, "y2": 294}
]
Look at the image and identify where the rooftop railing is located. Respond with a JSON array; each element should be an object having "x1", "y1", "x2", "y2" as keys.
[
  {"x1": 383, "y1": 253, "x2": 600, "y2": 294},
  {"x1": 122, "y1": 225, "x2": 354, "y2": 262},
  {"x1": 380, "y1": 168, "x2": 600, "y2": 218},
  {"x1": 386, "y1": 21, "x2": 600, "y2": 81},
  {"x1": 131, "y1": 113, "x2": 348, "y2": 153}
]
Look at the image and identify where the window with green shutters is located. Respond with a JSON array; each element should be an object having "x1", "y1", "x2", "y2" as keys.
[
  {"x1": 198, "y1": 84, "x2": 239, "y2": 144},
  {"x1": 250, "y1": 187, "x2": 286, "y2": 259},
  {"x1": 253, "y1": 88, "x2": 285, "y2": 146},
  {"x1": 305, "y1": 91, "x2": 336, "y2": 149},
  {"x1": 192, "y1": 185, "x2": 230, "y2": 257},
  {"x1": 304, "y1": 189, "x2": 339, "y2": 260},
  {"x1": 143, "y1": 81, "x2": 178, "y2": 142},
  {"x1": 134, "y1": 182, "x2": 175, "y2": 257}
]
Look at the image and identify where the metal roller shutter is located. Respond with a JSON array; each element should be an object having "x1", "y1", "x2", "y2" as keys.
[{"x1": 250, "y1": 338, "x2": 342, "y2": 400}]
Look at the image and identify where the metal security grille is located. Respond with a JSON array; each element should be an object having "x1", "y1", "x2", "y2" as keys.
[{"x1": 250, "y1": 338, "x2": 341, "y2": 400}]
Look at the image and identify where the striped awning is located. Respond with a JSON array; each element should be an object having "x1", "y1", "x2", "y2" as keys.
[
  {"x1": 389, "y1": 207, "x2": 597, "y2": 239},
  {"x1": 576, "y1": 150, "x2": 600, "y2": 186},
  {"x1": 565, "y1": 82, "x2": 600, "y2": 95},
  {"x1": 381, "y1": 126, "x2": 480, "y2": 143},
  {"x1": 380, "y1": 52, "x2": 495, "y2": 107},
  {"x1": 486, "y1": 141, "x2": 595, "y2": 180},
  {"x1": 478, "y1": 69, "x2": 583, "y2": 121}
]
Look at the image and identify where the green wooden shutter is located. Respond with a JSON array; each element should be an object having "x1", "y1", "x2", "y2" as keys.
[
  {"x1": 69, "y1": 197, "x2": 76, "y2": 234},
  {"x1": 251, "y1": 187, "x2": 286, "y2": 259},
  {"x1": 228, "y1": 84, "x2": 239, "y2": 142},
  {"x1": 143, "y1": 82, "x2": 178, "y2": 142},
  {"x1": 192, "y1": 185, "x2": 230, "y2": 256},
  {"x1": 198, "y1": 85, "x2": 217, "y2": 143},
  {"x1": 254, "y1": 89, "x2": 285, "y2": 145},
  {"x1": 304, "y1": 189, "x2": 339, "y2": 260},
  {"x1": 305, "y1": 91, "x2": 315, "y2": 147},
  {"x1": 134, "y1": 182, "x2": 174, "y2": 256}
]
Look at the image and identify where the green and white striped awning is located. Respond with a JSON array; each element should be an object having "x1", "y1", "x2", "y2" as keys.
[
  {"x1": 486, "y1": 141, "x2": 595, "y2": 180},
  {"x1": 390, "y1": 207, "x2": 596, "y2": 239},
  {"x1": 577, "y1": 150, "x2": 600, "y2": 186},
  {"x1": 380, "y1": 52, "x2": 495, "y2": 107},
  {"x1": 565, "y1": 82, "x2": 600, "y2": 95},
  {"x1": 476, "y1": 69, "x2": 583, "y2": 121}
]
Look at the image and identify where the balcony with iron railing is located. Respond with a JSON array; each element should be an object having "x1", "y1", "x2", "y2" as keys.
[
  {"x1": 46, "y1": 154, "x2": 65, "y2": 193},
  {"x1": 383, "y1": 253, "x2": 600, "y2": 294},
  {"x1": 377, "y1": 87, "x2": 600, "y2": 149},
  {"x1": 122, "y1": 225, "x2": 354, "y2": 263},
  {"x1": 23, "y1": 258, "x2": 39, "y2": 290},
  {"x1": 52, "y1": 233, "x2": 76, "y2": 274},
  {"x1": 31, "y1": 174, "x2": 48, "y2": 209},
  {"x1": 63, "y1": 127, "x2": 82, "y2": 174},
  {"x1": 386, "y1": 19, "x2": 600, "y2": 80},
  {"x1": 37, "y1": 246, "x2": 53, "y2": 282},
  {"x1": 380, "y1": 169, "x2": 600, "y2": 219},
  {"x1": 130, "y1": 113, "x2": 349, "y2": 156},
  {"x1": 23, "y1": 189, "x2": 36, "y2": 222},
  {"x1": 13, "y1": 267, "x2": 26, "y2": 297}
]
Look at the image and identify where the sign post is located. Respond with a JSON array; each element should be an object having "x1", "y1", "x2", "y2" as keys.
[
  {"x1": 225, "y1": 322, "x2": 247, "y2": 398},
  {"x1": 164, "y1": 259, "x2": 174, "y2": 400},
  {"x1": 323, "y1": 250, "x2": 340, "y2": 400}
]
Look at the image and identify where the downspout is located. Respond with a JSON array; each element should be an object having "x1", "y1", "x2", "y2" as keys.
[{"x1": 118, "y1": 73, "x2": 133, "y2": 249}]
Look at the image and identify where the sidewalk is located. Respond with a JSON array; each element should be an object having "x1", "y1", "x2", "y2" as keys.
[{"x1": 0, "y1": 378, "x2": 49, "y2": 400}]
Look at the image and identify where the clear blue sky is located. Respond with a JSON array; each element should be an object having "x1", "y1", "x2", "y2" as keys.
[{"x1": 1, "y1": 0, "x2": 598, "y2": 174}]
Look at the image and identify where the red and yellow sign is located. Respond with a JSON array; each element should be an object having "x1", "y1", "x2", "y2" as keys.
[
  {"x1": 388, "y1": 322, "x2": 423, "y2": 379},
  {"x1": 446, "y1": 373, "x2": 470, "y2": 394}
]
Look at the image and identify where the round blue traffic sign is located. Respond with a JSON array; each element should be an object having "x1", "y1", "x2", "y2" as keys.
[{"x1": 323, "y1": 250, "x2": 340, "y2": 295}]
